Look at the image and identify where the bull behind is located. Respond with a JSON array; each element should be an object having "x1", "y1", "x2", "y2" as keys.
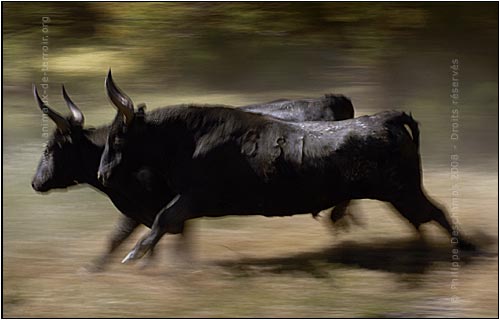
[{"x1": 98, "y1": 73, "x2": 474, "y2": 263}]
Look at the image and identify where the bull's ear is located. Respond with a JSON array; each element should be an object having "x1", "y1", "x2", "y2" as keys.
[
  {"x1": 33, "y1": 84, "x2": 71, "y2": 133},
  {"x1": 105, "y1": 69, "x2": 134, "y2": 126},
  {"x1": 136, "y1": 103, "x2": 146, "y2": 119},
  {"x1": 62, "y1": 85, "x2": 84, "y2": 126}
]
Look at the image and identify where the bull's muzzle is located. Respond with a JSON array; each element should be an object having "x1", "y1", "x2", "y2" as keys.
[
  {"x1": 97, "y1": 171, "x2": 106, "y2": 186},
  {"x1": 31, "y1": 180, "x2": 49, "y2": 192},
  {"x1": 97, "y1": 169, "x2": 113, "y2": 187}
]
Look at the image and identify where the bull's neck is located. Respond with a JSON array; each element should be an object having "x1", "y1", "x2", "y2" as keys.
[{"x1": 78, "y1": 127, "x2": 109, "y2": 191}]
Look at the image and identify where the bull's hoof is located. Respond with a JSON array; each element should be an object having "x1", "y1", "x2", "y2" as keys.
[
  {"x1": 122, "y1": 246, "x2": 150, "y2": 264},
  {"x1": 122, "y1": 251, "x2": 138, "y2": 264},
  {"x1": 83, "y1": 264, "x2": 104, "y2": 273},
  {"x1": 82, "y1": 257, "x2": 108, "y2": 273},
  {"x1": 457, "y1": 239, "x2": 476, "y2": 251}
]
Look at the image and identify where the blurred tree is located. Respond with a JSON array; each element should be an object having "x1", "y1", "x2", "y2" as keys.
[{"x1": 3, "y1": 2, "x2": 497, "y2": 93}]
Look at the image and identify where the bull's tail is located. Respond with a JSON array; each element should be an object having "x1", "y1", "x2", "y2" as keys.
[{"x1": 392, "y1": 112, "x2": 420, "y2": 152}]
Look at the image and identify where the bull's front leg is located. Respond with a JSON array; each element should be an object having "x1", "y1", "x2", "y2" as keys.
[
  {"x1": 122, "y1": 194, "x2": 191, "y2": 263},
  {"x1": 87, "y1": 215, "x2": 139, "y2": 272}
]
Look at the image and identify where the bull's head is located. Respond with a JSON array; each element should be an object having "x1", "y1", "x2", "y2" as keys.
[
  {"x1": 32, "y1": 85, "x2": 86, "y2": 192},
  {"x1": 98, "y1": 70, "x2": 145, "y2": 186}
]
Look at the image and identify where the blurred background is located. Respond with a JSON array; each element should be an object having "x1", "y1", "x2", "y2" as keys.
[{"x1": 3, "y1": 2, "x2": 498, "y2": 317}]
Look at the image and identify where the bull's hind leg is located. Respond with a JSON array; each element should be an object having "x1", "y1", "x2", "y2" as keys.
[
  {"x1": 390, "y1": 190, "x2": 475, "y2": 250},
  {"x1": 328, "y1": 200, "x2": 359, "y2": 233},
  {"x1": 421, "y1": 194, "x2": 476, "y2": 250},
  {"x1": 391, "y1": 193, "x2": 445, "y2": 232},
  {"x1": 331, "y1": 200, "x2": 350, "y2": 224},
  {"x1": 122, "y1": 195, "x2": 191, "y2": 263}
]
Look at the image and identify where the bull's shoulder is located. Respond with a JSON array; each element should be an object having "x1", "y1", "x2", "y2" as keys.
[{"x1": 189, "y1": 108, "x2": 274, "y2": 158}]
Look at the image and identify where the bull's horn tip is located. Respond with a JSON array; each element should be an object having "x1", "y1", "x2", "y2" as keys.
[
  {"x1": 32, "y1": 84, "x2": 41, "y2": 99},
  {"x1": 62, "y1": 84, "x2": 69, "y2": 96},
  {"x1": 105, "y1": 69, "x2": 114, "y2": 86}
]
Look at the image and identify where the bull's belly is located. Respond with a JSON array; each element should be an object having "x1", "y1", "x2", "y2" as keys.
[
  {"x1": 198, "y1": 201, "x2": 333, "y2": 217},
  {"x1": 189, "y1": 181, "x2": 344, "y2": 217},
  {"x1": 176, "y1": 154, "x2": 395, "y2": 217}
]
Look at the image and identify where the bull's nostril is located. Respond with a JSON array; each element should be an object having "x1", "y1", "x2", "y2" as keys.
[{"x1": 32, "y1": 181, "x2": 42, "y2": 192}]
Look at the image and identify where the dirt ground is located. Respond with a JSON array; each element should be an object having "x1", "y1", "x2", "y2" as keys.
[{"x1": 3, "y1": 167, "x2": 498, "y2": 318}]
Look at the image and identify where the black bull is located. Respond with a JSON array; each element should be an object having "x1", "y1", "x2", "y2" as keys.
[
  {"x1": 31, "y1": 84, "x2": 355, "y2": 271},
  {"x1": 98, "y1": 78, "x2": 474, "y2": 264}
]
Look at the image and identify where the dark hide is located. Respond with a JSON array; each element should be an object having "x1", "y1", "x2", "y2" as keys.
[
  {"x1": 240, "y1": 94, "x2": 354, "y2": 122},
  {"x1": 32, "y1": 89, "x2": 354, "y2": 270},
  {"x1": 100, "y1": 107, "x2": 417, "y2": 214},
  {"x1": 98, "y1": 105, "x2": 474, "y2": 262}
]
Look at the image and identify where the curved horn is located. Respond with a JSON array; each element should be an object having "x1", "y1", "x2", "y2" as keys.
[
  {"x1": 33, "y1": 84, "x2": 70, "y2": 132},
  {"x1": 62, "y1": 85, "x2": 84, "y2": 126},
  {"x1": 105, "y1": 69, "x2": 134, "y2": 125}
]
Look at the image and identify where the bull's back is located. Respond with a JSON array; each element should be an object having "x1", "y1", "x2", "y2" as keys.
[{"x1": 239, "y1": 94, "x2": 354, "y2": 122}]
